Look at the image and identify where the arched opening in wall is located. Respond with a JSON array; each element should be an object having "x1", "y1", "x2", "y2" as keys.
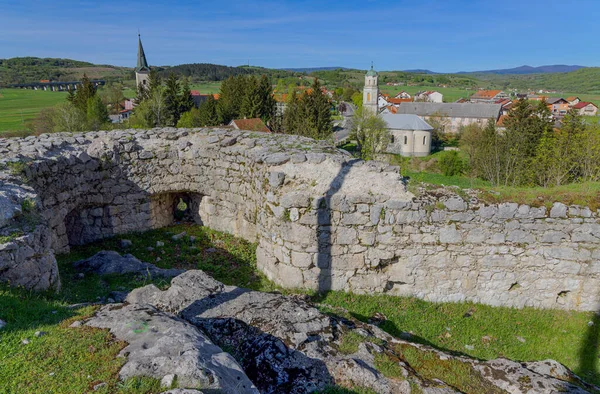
[
  {"x1": 64, "y1": 205, "x2": 113, "y2": 246},
  {"x1": 150, "y1": 192, "x2": 204, "y2": 228}
]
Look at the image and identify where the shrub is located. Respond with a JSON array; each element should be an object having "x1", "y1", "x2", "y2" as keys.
[{"x1": 438, "y1": 151, "x2": 465, "y2": 176}]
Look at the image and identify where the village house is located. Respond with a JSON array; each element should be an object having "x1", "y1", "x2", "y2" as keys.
[
  {"x1": 495, "y1": 98, "x2": 513, "y2": 115},
  {"x1": 566, "y1": 96, "x2": 581, "y2": 106},
  {"x1": 381, "y1": 113, "x2": 433, "y2": 157},
  {"x1": 546, "y1": 97, "x2": 569, "y2": 118},
  {"x1": 391, "y1": 102, "x2": 502, "y2": 133},
  {"x1": 395, "y1": 91, "x2": 412, "y2": 99},
  {"x1": 191, "y1": 90, "x2": 220, "y2": 108},
  {"x1": 378, "y1": 94, "x2": 390, "y2": 108},
  {"x1": 470, "y1": 90, "x2": 509, "y2": 103},
  {"x1": 414, "y1": 90, "x2": 443, "y2": 103},
  {"x1": 228, "y1": 118, "x2": 270, "y2": 132},
  {"x1": 572, "y1": 101, "x2": 599, "y2": 116}
]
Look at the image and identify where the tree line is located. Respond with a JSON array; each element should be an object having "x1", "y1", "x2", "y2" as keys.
[
  {"x1": 176, "y1": 74, "x2": 333, "y2": 140},
  {"x1": 460, "y1": 99, "x2": 600, "y2": 187}
]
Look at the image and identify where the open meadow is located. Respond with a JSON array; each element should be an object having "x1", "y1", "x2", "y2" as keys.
[
  {"x1": 378, "y1": 85, "x2": 475, "y2": 103},
  {"x1": 0, "y1": 88, "x2": 67, "y2": 133}
]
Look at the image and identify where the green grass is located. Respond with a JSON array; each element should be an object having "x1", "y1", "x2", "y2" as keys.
[
  {"x1": 403, "y1": 170, "x2": 492, "y2": 190},
  {"x1": 379, "y1": 85, "x2": 475, "y2": 103},
  {"x1": 316, "y1": 291, "x2": 600, "y2": 386},
  {"x1": 393, "y1": 344, "x2": 505, "y2": 393},
  {"x1": 0, "y1": 88, "x2": 68, "y2": 133},
  {"x1": 1, "y1": 223, "x2": 599, "y2": 392}
]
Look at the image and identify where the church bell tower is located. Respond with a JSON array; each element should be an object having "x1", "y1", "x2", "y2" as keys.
[
  {"x1": 135, "y1": 34, "x2": 150, "y2": 89},
  {"x1": 363, "y1": 63, "x2": 379, "y2": 114}
]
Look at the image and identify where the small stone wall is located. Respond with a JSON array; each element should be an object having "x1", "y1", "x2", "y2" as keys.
[{"x1": 0, "y1": 128, "x2": 599, "y2": 311}]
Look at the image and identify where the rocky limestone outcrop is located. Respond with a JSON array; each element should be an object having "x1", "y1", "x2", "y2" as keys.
[
  {"x1": 2, "y1": 128, "x2": 600, "y2": 311},
  {"x1": 85, "y1": 303, "x2": 258, "y2": 393},
  {"x1": 123, "y1": 270, "x2": 595, "y2": 394},
  {"x1": 73, "y1": 250, "x2": 184, "y2": 278}
]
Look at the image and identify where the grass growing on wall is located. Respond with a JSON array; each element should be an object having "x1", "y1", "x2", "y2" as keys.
[{"x1": 0, "y1": 224, "x2": 599, "y2": 391}]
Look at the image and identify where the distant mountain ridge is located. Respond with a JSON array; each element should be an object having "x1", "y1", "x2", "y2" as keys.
[
  {"x1": 461, "y1": 64, "x2": 587, "y2": 75},
  {"x1": 280, "y1": 66, "x2": 350, "y2": 73}
]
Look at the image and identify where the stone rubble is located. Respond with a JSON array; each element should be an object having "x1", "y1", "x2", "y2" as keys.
[
  {"x1": 72, "y1": 250, "x2": 184, "y2": 278},
  {"x1": 121, "y1": 269, "x2": 595, "y2": 394}
]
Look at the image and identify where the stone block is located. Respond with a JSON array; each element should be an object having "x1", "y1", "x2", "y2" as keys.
[
  {"x1": 336, "y1": 227, "x2": 357, "y2": 245},
  {"x1": 550, "y1": 203, "x2": 568, "y2": 218},
  {"x1": 439, "y1": 224, "x2": 462, "y2": 244}
]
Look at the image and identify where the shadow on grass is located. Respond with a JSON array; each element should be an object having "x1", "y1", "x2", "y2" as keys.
[{"x1": 578, "y1": 311, "x2": 600, "y2": 386}]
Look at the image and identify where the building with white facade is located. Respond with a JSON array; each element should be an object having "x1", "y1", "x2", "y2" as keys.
[{"x1": 363, "y1": 65, "x2": 379, "y2": 114}]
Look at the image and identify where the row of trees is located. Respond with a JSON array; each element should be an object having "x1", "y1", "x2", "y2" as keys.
[
  {"x1": 177, "y1": 75, "x2": 333, "y2": 140},
  {"x1": 31, "y1": 74, "x2": 110, "y2": 133},
  {"x1": 175, "y1": 74, "x2": 276, "y2": 128},
  {"x1": 461, "y1": 99, "x2": 600, "y2": 187}
]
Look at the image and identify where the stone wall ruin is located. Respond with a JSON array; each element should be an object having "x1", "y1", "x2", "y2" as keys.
[{"x1": 1, "y1": 128, "x2": 599, "y2": 311}]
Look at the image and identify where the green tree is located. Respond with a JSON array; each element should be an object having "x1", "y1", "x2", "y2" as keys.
[
  {"x1": 68, "y1": 74, "x2": 96, "y2": 112},
  {"x1": 52, "y1": 102, "x2": 86, "y2": 132},
  {"x1": 217, "y1": 75, "x2": 248, "y2": 123},
  {"x1": 351, "y1": 92, "x2": 363, "y2": 109},
  {"x1": 163, "y1": 73, "x2": 181, "y2": 126},
  {"x1": 240, "y1": 76, "x2": 261, "y2": 119},
  {"x1": 438, "y1": 151, "x2": 465, "y2": 176},
  {"x1": 86, "y1": 95, "x2": 109, "y2": 130},
  {"x1": 101, "y1": 83, "x2": 125, "y2": 115},
  {"x1": 179, "y1": 77, "x2": 195, "y2": 115},
  {"x1": 303, "y1": 79, "x2": 333, "y2": 139},
  {"x1": 350, "y1": 107, "x2": 390, "y2": 160}
]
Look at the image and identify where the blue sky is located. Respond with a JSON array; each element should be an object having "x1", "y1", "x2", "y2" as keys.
[{"x1": 1, "y1": 0, "x2": 599, "y2": 72}]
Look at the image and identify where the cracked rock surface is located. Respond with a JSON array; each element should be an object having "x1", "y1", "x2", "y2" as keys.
[
  {"x1": 123, "y1": 270, "x2": 596, "y2": 394},
  {"x1": 85, "y1": 303, "x2": 258, "y2": 393}
]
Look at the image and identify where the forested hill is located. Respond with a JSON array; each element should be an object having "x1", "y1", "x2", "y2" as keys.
[
  {"x1": 472, "y1": 67, "x2": 600, "y2": 93},
  {"x1": 157, "y1": 63, "x2": 302, "y2": 82},
  {"x1": 0, "y1": 57, "x2": 131, "y2": 85},
  {"x1": 309, "y1": 68, "x2": 480, "y2": 89}
]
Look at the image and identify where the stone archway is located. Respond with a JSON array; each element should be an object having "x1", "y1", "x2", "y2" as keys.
[{"x1": 150, "y1": 192, "x2": 204, "y2": 228}]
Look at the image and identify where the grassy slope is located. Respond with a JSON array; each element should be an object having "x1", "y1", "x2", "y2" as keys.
[
  {"x1": 1, "y1": 223, "x2": 599, "y2": 393},
  {"x1": 379, "y1": 85, "x2": 474, "y2": 103},
  {"x1": 0, "y1": 88, "x2": 67, "y2": 132}
]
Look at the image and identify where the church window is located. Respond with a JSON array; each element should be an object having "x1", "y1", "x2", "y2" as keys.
[
  {"x1": 404, "y1": 136, "x2": 408, "y2": 145},
  {"x1": 423, "y1": 136, "x2": 426, "y2": 145},
  {"x1": 143, "y1": 79, "x2": 147, "y2": 85},
  {"x1": 367, "y1": 93, "x2": 371, "y2": 102}
]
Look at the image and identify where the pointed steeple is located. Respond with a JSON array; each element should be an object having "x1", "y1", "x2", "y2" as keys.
[{"x1": 136, "y1": 33, "x2": 150, "y2": 72}]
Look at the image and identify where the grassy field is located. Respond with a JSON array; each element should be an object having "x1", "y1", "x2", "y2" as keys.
[
  {"x1": 1, "y1": 223, "x2": 599, "y2": 393},
  {"x1": 379, "y1": 85, "x2": 475, "y2": 103},
  {"x1": 0, "y1": 88, "x2": 67, "y2": 132}
]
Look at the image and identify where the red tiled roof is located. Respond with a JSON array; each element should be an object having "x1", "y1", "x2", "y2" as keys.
[
  {"x1": 566, "y1": 96, "x2": 579, "y2": 102},
  {"x1": 472, "y1": 90, "x2": 503, "y2": 99},
  {"x1": 387, "y1": 98, "x2": 413, "y2": 104},
  {"x1": 573, "y1": 101, "x2": 597, "y2": 109},
  {"x1": 229, "y1": 118, "x2": 270, "y2": 133},
  {"x1": 190, "y1": 90, "x2": 200, "y2": 96}
]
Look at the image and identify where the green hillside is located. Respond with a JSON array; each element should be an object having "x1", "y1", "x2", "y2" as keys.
[
  {"x1": 156, "y1": 63, "x2": 302, "y2": 83},
  {"x1": 0, "y1": 57, "x2": 132, "y2": 85},
  {"x1": 471, "y1": 67, "x2": 600, "y2": 94},
  {"x1": 310, "y1": 68, "x2": 480, "y2": 90}
]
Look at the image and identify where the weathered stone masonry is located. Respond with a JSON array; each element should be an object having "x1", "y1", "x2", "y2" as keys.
[{"x1": 1, "y1": 128, "x2": 599, "y2": 311}]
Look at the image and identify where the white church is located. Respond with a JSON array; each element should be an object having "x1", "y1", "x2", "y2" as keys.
[{"x1": 362, "y1": 66, "x2": 433, "y2": 157}]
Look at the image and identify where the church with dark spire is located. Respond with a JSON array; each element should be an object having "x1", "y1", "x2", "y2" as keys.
[{"x1": 135, "y1": 34, "x2": 150, "y2": 89}]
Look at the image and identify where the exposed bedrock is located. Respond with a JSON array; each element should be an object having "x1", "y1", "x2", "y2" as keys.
[
  {"x1": 1, "y1": 128, "x2": 600, "y2": 311},
  {"x1": 123, "y1": 270, "x2": 596, "y2": 394}
]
